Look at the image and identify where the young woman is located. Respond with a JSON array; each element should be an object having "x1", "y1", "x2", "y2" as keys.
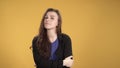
[{"x1": 32, "y1": 8, "x2": 73, "y2": 68}]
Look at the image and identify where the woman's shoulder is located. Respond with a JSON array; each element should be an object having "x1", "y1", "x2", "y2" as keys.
[
  {"x1": 33, "y1": 35, "x2": 38, "y2": 41},
  {"x1": 32, "y1": 35, "x2": 38, "y2": 46},
  {"x1": 60, "y1": 33, "x2": 71, "y2": 40}
]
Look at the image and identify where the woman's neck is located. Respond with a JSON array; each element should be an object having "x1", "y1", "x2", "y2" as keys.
[{"x1": 47, "y1": 29, "x2": 57, "y2": 43}]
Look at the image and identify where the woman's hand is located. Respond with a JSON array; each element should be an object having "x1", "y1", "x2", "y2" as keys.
[{"x1": 63, "y1": 56, "x2": 74, "y2": 67}]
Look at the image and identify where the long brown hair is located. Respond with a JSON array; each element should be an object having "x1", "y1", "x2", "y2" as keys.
[{"x1": 36, "y1": 8, "x2": 62, "y2": 59}]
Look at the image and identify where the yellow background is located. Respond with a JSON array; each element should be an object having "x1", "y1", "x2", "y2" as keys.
[{"x1": 0, "y1": 0, "x2": 120, "y2": 68}]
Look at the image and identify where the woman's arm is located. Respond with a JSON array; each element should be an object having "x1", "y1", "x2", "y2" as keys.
[
  {"x1": 33, "y1": 47, "x2": 72, "y2": 68},
  {"x1": 32, "y1": 36, "x2": 63, "y2": 68},
  {"x1": 32, "y1": 45, "x2": 63, "y2": 68},
  {"x1": 62, "y1": 34, "x2": 74, "y2": 67},
  {"x1": 63, "y1": 34, "x2": 73, "y2": 58}
]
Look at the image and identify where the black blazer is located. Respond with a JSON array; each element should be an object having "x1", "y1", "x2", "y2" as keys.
[{"x1": 32, "y1": 33, "x2": 73, "y2": 68}]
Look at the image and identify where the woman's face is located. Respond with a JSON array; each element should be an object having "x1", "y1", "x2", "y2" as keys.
[{"x1": 44, "y1": 11, "x2": 58, "y2": 30}]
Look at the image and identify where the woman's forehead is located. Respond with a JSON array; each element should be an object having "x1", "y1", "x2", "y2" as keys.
[{"x1": 46, "y1": 12, "x2": 58, "y2": 17}]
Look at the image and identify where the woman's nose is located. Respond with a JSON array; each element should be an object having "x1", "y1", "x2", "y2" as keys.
[
  {"x1": 45, "y1": 18, "x2": 50, "y2": 23},
  {"x1": 46, "y1": 18, "x2": 50, "y2": 21}
]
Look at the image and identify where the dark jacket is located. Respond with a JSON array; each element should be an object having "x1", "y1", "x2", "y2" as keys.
[{"x1": 32, "y1": 33, "x2": 73, "y2": 68}]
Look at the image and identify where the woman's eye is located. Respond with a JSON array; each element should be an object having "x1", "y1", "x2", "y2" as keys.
[
  {"x1": 51, "y1": 17, "x2": 54, "y2": 20},
  {"x1": 45, "y1": 17, "x2": 48, "y2": 19}
]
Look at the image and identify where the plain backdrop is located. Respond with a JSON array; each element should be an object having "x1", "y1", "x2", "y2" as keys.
[{"x1": 0, "y1": 0, "x2": 120, "y2": 68}]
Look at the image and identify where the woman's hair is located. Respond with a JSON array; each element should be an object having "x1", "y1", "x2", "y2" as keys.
[{"x1": 36, "y1": 8, "x2": 62, "y2": 59}]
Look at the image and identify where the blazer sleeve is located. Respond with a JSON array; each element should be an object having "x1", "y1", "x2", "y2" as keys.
[
  {"x1": 63, "y1": 34, "x2": 73, "y2": 58},
  {"x1": 32, "y1": 36, "x2": 63, "y2": 68}
]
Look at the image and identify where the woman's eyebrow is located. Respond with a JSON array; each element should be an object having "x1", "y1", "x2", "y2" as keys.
[{"x1": 50, "y1": 15, "x2": 55, "y2": 17}]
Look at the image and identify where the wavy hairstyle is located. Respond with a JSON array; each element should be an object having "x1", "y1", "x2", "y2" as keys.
[{"x1": 36, "y1": 8, "x2": 62, "y2": 59}]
